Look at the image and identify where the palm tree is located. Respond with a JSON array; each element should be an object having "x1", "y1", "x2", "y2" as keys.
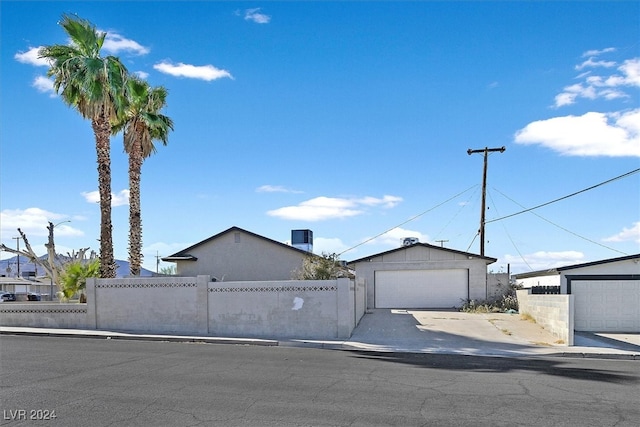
[
  {"x1": 113, "y1": 77, "x2": 173, "y2": 276},
  {"x1": 39, "y1": 14, "x2": 128, "y2": 278}
]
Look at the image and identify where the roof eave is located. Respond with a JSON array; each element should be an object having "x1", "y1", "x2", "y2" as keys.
[{"x1": 161, "y1": 255, "x2": 197, "y2": 262}]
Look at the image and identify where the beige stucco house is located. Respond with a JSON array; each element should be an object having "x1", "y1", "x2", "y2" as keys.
[
  {"x1": 348, "y1": 243, "x2": 497, "y2": 309},
  {"x1": 162, "y1": 226, "x2": 314, "y2": 281}
]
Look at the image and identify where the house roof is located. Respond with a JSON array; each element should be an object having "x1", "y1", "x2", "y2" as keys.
[
  {"x1": 556, "y1": 253, "x2": 640, "y2": 272},
  {"x1": 162, "y1": 226, "x2": 316, "y2": 262},
  {"x1": 0, "y1": 277, "x2": 43, "y2": 285},
  {"x1": 512, "y1": 268, "x2": 559, "y2": 279},
  {"x1": 512, "y1": 254, "x2": 640, "y2": 278},
  {"x1": 347, "y1": 242, "x2": 497, "y2": 265}
]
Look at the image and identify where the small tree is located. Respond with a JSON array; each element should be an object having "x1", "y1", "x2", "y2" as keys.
[
  {"x1": 159, "y1": 265, "x2": 176, "y2": 275},
  {"x1": 292, "y1": 253, "x2": 352, "y2": 280},
  {"x1": 58, "y1": 258, "x2": 100, "y2": 302},
  {"x1": 0, "y1": 223, "x2": 98, "y2": 299}
]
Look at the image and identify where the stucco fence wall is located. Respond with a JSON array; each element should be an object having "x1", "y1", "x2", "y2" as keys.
[
  {"x1": 516, "y1": 289, "x2": 574, "y2": 345},
  {"x1": 0, "y1": 303, "x2": 91, "y2": 329},
  {"x1": 0, "y1": 276, "x2": 364, "y2": 340},
  {"x1": 486, "y1": 273, "x2": 510, "y2": 301}
]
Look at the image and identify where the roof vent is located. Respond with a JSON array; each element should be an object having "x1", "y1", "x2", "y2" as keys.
[{"x1": 401, "y1": 237, "x2": 419, "y2": 246}]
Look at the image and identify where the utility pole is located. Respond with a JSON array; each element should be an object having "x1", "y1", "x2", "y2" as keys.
[
  {"x1": 467, "y1": 146, "x2": 505, "y2": 256},
  {"x1": 12, "y1": 236, "x2": 21, "y2": 278},
  {"x1": 435, "y1": 239, "x2": 448, "y2": 247}
]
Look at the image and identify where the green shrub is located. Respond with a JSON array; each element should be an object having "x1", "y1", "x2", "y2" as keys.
[{"x1": 59, "y1": 258, "x2": 100, "y2": 302}]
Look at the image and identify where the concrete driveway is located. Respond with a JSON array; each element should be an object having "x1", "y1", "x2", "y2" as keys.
[{"x1": 341, "y1": 309, "x2": 640, "y2": 358}]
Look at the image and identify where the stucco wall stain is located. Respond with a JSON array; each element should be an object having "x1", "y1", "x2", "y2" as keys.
[{"x1": 292, "y1": 297, "x2": 304, "y2": 310}]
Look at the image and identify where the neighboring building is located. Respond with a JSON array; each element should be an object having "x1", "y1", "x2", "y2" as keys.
[
  {"x1": 162, "y1": 226, "x2": 314, "y2": 281},
  {"x1": 0, "y1": 276, "x2": 50, "y2": 300},
  {"x1": 512, "y1": 269, "x2": 560, "y2": 289},
  {"x1": 0, "y1": 256, "x2": 155, "y2": 279},
  {"x1": 348, "y1": 243, "x2": 497, "y2": 309},
  {"x1": 558, "y1": 254, "x2": 639, "y2": 332},
  {"x1": 514, "y1": 254, "x2": 640, "y2": 333}
]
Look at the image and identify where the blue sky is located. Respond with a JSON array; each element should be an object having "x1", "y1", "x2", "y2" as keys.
[{"x1": 1, "y1": 1, "x2": 639, "y2": 275}]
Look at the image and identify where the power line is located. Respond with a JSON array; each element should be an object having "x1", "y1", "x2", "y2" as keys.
[
  {"x1": 492, "y1": 187, "x2": 628, "y2": 256},
  {"x1": 486, "y1": 168, "x2": 640, "y2": 224},
  {"x1": 338, "y1": 185, "x2": 478, "y2": 257},
  {"x1": 433, "y1": 185, "x2": 479, "y2": 242},
  {"x1": 487, "y1": 190, "x2": 533, "y2": 270}
]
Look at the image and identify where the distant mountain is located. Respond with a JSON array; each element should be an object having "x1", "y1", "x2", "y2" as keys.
[
  {"x1": 0, "y1": 255, "x2": 156, "y2": 278},
  {"x1": 114, "y1": 259, "x2": 156, "y2": 277}
]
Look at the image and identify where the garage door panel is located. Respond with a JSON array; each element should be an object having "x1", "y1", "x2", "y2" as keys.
[
  {"x1": 573, "y1": 280, "x2": 639, "y2": 332},
  {"x1": 375, "y1": 269, "x2": 468, "y2": 309}
]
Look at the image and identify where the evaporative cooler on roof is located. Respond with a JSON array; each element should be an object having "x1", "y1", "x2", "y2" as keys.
[{"x1": 291, "y1": 229, "x2": 313, "y2": 252}]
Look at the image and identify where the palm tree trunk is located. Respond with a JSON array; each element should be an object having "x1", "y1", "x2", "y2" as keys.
[
  {"x1": 92, "y1": 112, "x2": 116, "y2": 278},
  {"x1": 128, "y1": 129, "x2": 143, "y2": 276}
]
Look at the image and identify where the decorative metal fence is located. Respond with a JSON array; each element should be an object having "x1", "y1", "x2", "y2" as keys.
[{"x1": 531, "y1": 285, "x2": 561, "y2": 295}]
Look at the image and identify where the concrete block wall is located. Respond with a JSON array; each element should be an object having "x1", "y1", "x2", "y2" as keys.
[
  {"x1": 516, "y1": 289, "x2": 574, "y2": 345},
  {"x1": 0, "y1": 303, "x2": 90, "y2": 328},
  {"x1": 487, "y1": 273, "x2": 510, "y2": 301},
  {"x1": 208, "y1": 278, "x2": 355, "y2": 339},
  {"x1": 1, "y1": 277, "x2": 362, "y2": 340},
  {"x1": 88, "y1": 275, "x2": 209, "y2": 335}
]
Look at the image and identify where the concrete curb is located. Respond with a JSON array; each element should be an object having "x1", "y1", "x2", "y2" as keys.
[
  {"x1": 2, "y1": 328, "x2": 638, "y2": 360},
  {"x1": 547, "y1": 352, "x2": 640, "y2": 360},
  {"x1": 0, "y1": 329, "x2": 279, "y2": 347}
]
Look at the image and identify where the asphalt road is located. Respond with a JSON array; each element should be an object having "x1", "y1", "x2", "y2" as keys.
[{"x1": 0, "y1": 335, "x2": 638, "y2": 426}]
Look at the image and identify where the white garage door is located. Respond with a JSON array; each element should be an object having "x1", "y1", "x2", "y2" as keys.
[
  {"x1": 375, "y1": 269, "x2": 468, "y2": 309},
  {"x1": 573, "y1": 280, "x2": 640, "y2": 332}
]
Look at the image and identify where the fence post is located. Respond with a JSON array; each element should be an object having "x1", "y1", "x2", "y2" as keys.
[
  {"x1": 568, "y1": 294, "x2": 575, "y2": 346},
  {"x1": 336, "y1": 278, "x2": 353, "y2": 339},
  {"x1": 196, "y1": 275, "x2": 210, "y2": 335},
  {"x1": 85, "y1": 277, "x2": 97, "y2": 329}
]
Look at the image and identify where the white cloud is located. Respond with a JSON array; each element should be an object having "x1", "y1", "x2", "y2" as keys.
[
  {"x1": 555, "y1": 56, "x2": 639, "y2": 107},
  {"x1": 81, "y1": 189, "x2": 130, "y2": 207},
  {"x1": 514, "y1": 109, "x2": 640, "y2": 157},
  {"x1": 504, "y1": 250, "x2": 585, "y2": 272},
  {"x1": 312, "y1": 237, "x2": 350, "y2": 255},
  {"x1": 14, "y1": 47, "x2": 50, "y2": 67},
  {"x1": 244, "y1": 8, "x2": 271, "y2": 24},
  {"x1": 553, "y1": 83, "x2": 596, "y2": 107},
  {"x1": 268, "y1": 197, "x2": 362, "y2": 221},
  {"x1": 153, "y1": 61, "x2": 233, "y2": 81},
  {"x1": 356, "y1": 195, "x2": 403, "y2": 208},
  {"x1": 0, "y1": 208, "x2": 82, "y2": 238},
  {"x1": 575, "y1": 58, "x2": 616, "y2": 71},
  {"x1": 32, "y1": 76, "x2": 55, "y2": 96},
  {"x1": 618, "y1": 58, "x2": 640, "y2": 86},
  {"x1": 603, "y1": 222, "x2": 640, "y2": 243},
  {"x1": 598, "y1": 88, "x2": 628, "y2": 101},
  {"x1": 102, "y1": 32, "x2": 149, "y2": 56},
  {"x1": 134, "y1": 71, "x2": 149, "y2": 79},
  {"x1": 582, "y1": 47, "x2": 616, "y2": 57},
  {"x1": 267, "y1": 194, "x2": 403, "y2": 221},
  {"x1": 256, "y1": 185, "x2": 303, "y2": 194},
  {"x1": 364, "y1": 227, "x2": 429, "y2": 248}
]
